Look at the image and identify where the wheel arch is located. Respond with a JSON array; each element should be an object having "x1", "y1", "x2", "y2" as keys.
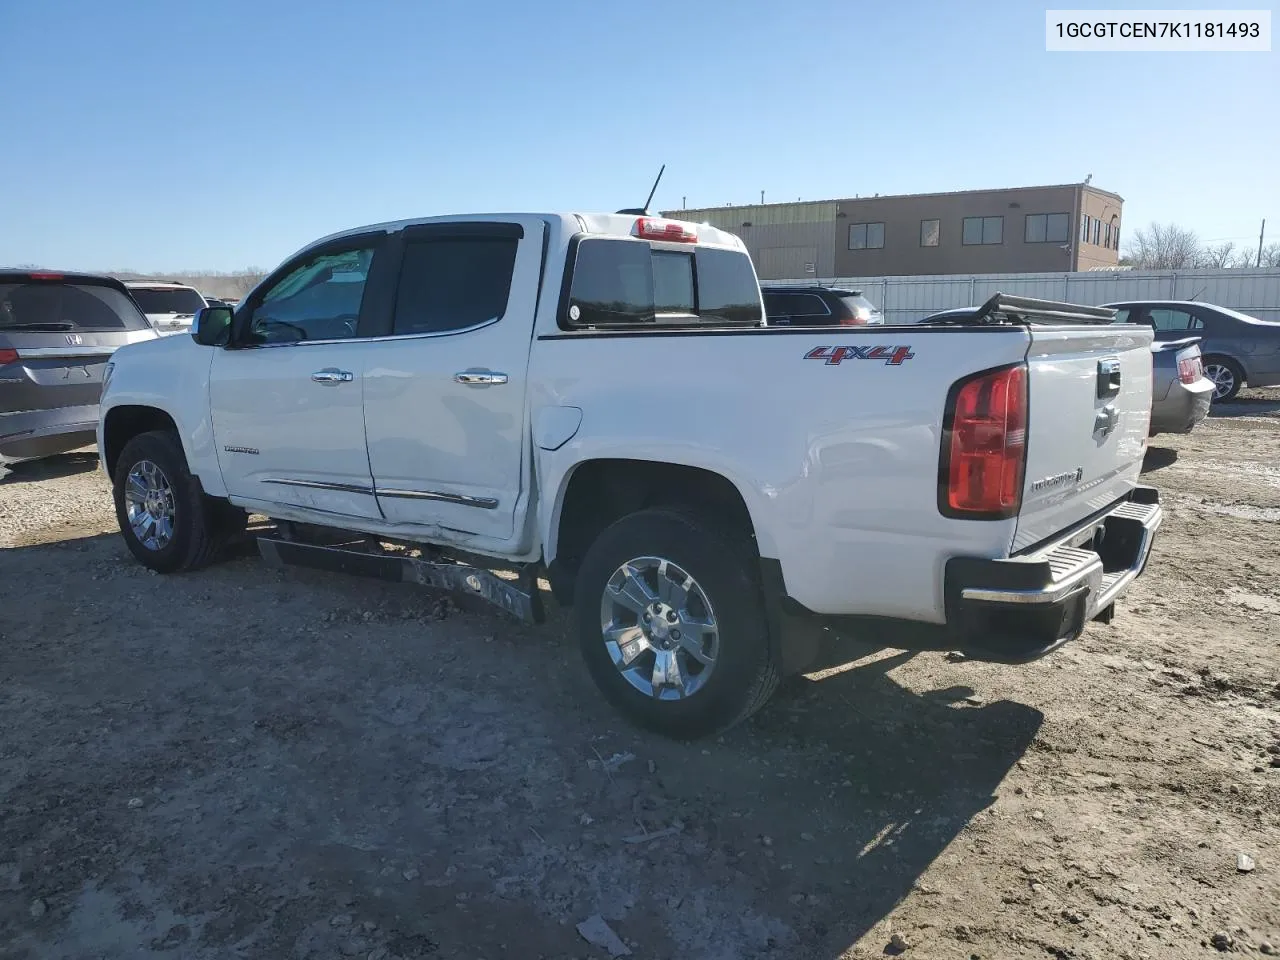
[
  {"x1": 101, "y1": 404, "x2": 183, "y2": 477},
  {"x1": 543, "y1": 457, "x2": 772, "y2": 605}
]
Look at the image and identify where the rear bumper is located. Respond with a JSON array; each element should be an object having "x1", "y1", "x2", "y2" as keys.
[
  {"x1": 0, "y1": 406, "x2": 99, "y2": 462},
  {"x1": 942, "y1": 486, "x2": 1161, "y2": 661},
  {"x1": 761, "y1": 486, "x2": 1163, "y2": 671},
  {"x1": 1150, "y1": 379, "x2": 1213, "y2": 436}
]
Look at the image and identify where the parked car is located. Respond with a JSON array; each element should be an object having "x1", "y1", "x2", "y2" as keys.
[
  {"x1": 761, "y1": 284, "x2": 883, "y2": 325},
  {"x1": 202, "y1": 294, "x2": 230, "y2": 308},
  {"x1": 99, "y1": 218, "x2": 1161, "y2": 739},
  {"x1": 919, "y1": 302, "x2": 1214, "y2": 437},
  {"x1": 124, "y1": 281, "x2": 208, "y2": 337},
  {"x1": 1149, "y1": 337, "x2": 1214, "y2": 435},
  {"x1": 1, "y1": 270, "x2": 157, "y2": 464},
  {"x1": 1101, "y1": 300, "x2": 1280, "y2": 402}
]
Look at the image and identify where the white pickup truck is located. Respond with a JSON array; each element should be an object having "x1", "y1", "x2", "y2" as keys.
[{"x1": 98, "y1": 212, "x2": 1162, "y2": 738}]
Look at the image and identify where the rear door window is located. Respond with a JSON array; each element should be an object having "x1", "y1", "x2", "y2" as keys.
[
  {"x1": 562, "y1": 239, "x2": 762, "y2": 328},
  {"x1": 392, "y1": 237, "x2": 518, "y2": 335},
  {"x1": 0, "y1": 281, "x2": 150, "y2": 331}
]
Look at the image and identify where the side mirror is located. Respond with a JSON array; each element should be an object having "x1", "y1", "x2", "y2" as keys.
[{"x1": 192, "y1": 306, "x2": 234, "y2": 346}]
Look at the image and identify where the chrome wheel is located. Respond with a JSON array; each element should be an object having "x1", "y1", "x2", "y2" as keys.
[
  {"x1": 1204, "y1": 362, "x2": 1236, "y2": 401},
  {"x1": 599, "y1": 556, "x2": 719, "y2": 701},
  {"x1": 124, "y1": 459, "x2": 176, "y2": 551}
]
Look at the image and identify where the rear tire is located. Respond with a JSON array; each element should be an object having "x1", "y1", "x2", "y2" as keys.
[
  {"x1": 1203, "y1": 356, "x2": 1244, "y2": 402},
  {"x1": 112, "y1": 430, "x2": 236, "y2": 573},
  {"x1": 574, "y1": 508, "x2": 780, "y2": 739}
]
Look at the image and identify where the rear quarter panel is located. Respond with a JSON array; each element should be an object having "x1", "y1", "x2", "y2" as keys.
[{"x1": 531, "y1": 326, "x2": 1032, "y2": 623}]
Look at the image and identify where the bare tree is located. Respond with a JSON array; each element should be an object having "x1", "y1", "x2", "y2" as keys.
[
  {"x1": 1259, "y1": 241, "x2": 1280, "y2": 268},
  {"x1": 1199, "y1": 241, "x2": 1237, "y2": 268},
  {"x1": 229, "y1": 269, "x2": 266, "y2": 296},
  {"x1": 1123, "y1": 222, "x2": 1202, "y2": 269}
]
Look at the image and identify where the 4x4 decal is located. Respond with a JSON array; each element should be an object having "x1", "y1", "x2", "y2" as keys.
[{"x1": 804, "y1": 345, "x2": 915, "y2": 366}]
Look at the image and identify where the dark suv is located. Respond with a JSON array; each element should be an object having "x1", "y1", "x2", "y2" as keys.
[
  {"x1": 1, "y1": 271, "x2": 157, "y2": 464},
  {"x1": 761, "y1": 285, "x2": 883, "y2": 326}
]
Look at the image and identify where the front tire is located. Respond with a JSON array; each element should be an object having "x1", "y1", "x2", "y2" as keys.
[
  {"x1": 112, "y1": 430, "x2": 231, "y2": 573},
  {"x1": 1203, "y1": 356, "x2": 1244, "y2": 402},
  {"x1": 574, "y1": 508, "x2": 780, "y2": 739}
]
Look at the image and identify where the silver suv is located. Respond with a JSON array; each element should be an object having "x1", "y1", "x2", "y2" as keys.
[{"x1": 1, "y1": 270, "x2": 157, "y2": 464}]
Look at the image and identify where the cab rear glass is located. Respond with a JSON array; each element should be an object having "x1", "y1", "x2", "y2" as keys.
[
  {"x1": 0, "y1": 281, "x2": 151, "y2": 332},
  {"x1": 561, "y1": 238, "x2": 763, "y2": 329}
]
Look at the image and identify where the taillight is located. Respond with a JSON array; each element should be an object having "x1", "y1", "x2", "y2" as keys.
[
  {"x1": 633, "y1": 217, "x2": 698, "y2": 243},
  {"x1": 940, "y1": 364, "x2": 1028, "y2": 519},
  {"x1": 1177, "y1": 355, "x2": 1203, "y2": 384},
  {"x1": 838, "y1": 309, "x2": 870, "y2": 326},
  {"x1": 0, "y1": 348, "x2": 18, "y2": 366}
]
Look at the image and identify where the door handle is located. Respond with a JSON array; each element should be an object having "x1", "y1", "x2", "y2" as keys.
[
  {"x1": 454, "y1": 370, "x2": 508, "y2": 386},
  {"x1": 312, "y1": 368, "x2": 354, "y2": 384}
]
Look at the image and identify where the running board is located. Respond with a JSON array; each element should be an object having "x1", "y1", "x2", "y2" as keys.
[{"x1": 257, "y1": 535, "x2": 545, "y2": 624}]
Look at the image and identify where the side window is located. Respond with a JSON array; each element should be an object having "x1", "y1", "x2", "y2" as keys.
[
  {"x1": 1111, "y1": 308, "x2": 1131, "y2": 324},
  {"x1": 763, "y1": 293, "x2": 791, "y2": 320},
  {"x1": 787, "y1": 294, "x2": 830, "y2": 317},
  {"x1": 249, "y1": 246, "x2": 375, "y2": 343},
  {"x1": 393, "y1": 237, "x2": 518, "y2": 335},
  {"x1": 1147, "y1": 308, "x2": 1196, "y2": 331}
]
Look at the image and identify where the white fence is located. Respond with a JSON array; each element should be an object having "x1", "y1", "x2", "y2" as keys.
[{"x1": 766, "y1": 268, "x2": 1280, "y2": 324}]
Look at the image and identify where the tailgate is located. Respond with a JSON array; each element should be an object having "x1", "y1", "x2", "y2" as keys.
[{"x1": 1014, "y1": 323, "x2": 1154, "y2": 550}]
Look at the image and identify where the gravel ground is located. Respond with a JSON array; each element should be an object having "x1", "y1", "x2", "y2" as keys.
[{"x1": 1, "y1": 394, "x2": 1277, "y2": 960}]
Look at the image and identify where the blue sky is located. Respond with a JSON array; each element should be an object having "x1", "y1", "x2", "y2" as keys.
[{"x1": 2, "y1": 0, "x2": 1276, "y2": 271}]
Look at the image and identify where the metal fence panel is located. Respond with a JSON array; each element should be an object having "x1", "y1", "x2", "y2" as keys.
[{"x1": 768, "y1": 269, "x2": 1280, "y2": 323}]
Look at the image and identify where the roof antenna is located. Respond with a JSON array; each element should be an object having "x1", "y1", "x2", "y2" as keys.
[{"x1": 617, "y1": 164, "x2": 666, "y2": 216}]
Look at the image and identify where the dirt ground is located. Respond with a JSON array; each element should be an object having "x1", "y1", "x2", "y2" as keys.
[{"x1": 1, "y1": 393, "x2": 1277, "y2": 960}]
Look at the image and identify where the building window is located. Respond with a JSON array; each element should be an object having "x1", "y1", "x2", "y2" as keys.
[
  {"x1": 962, "y1": 216, "x2": 1003, "y2": 245},
  {"x1": 1093, "y1": 219, "x2": 1101, "y2": 246},
  {"x1": 848, "y1": 222, "x2": 885, "y2": 250},
  {"x1": 920, "y1": 219, "x2": 940, "y2": 247},
  {"x1": 1104, "y1": 222, "x2": 1112, "y2": 248},
  {"x1": 1082, "y1": 215, "x2": 1091, "y2": 244},
  {"x1": 1113, "y1": 223, "x2": 1120, "y2": 250},
  {"x1": 1024, "y1": 213, "x2": 1070, "y2": 244}
]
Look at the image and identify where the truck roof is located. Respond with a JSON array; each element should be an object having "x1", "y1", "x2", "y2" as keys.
[{"x1": 300, "y1": 213, "x2": 746, "y2": 262}]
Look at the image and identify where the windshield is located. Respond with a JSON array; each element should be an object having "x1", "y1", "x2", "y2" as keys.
[
  {"x1": 129, "y1": 287, "x2": 206, "y2": 315},
  {"x1": 0, "y1": 281, "x2": 151, "y2": 331}
]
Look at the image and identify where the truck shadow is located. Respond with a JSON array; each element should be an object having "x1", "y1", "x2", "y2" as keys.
[{"x1": 2, "y1": 532, "x2": 1041, "y2": 960}]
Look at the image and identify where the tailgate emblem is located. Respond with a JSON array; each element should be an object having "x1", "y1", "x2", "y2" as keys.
[{"x1": 66, "y1": 333, "x2": 83, "y2": 346}]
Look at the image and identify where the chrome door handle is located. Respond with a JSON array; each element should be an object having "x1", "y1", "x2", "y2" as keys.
[
  {"x1": 312, "y1": 368, "x2": 354, "y2": 384},
  {"x1": 454, "y1": 370, "x2": 508, "y2": 386}
]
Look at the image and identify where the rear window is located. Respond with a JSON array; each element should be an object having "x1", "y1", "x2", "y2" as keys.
[
  {"x1": 129, "y1": 287, "x2": 206, "y2": 315},
  {"x1": 0, "y1": 281, "x2": 150, "y2": 331},
  {"x1": 840, "y1": 294, "x2": 878, "y2": 315},
  {"x1": 562, "y1": 239, "x2": 762, "y2": 328}
]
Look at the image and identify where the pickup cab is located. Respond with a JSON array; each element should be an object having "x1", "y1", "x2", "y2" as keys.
[{"x1": 98, "y1": 212, "x2": 1162, "y2": 738}]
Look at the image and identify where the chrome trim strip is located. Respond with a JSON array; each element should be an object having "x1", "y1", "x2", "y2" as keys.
[
  {"x1": 9, "y1": 347, "x2": 117, "y2": 359},
  {"x1": 376, "y1": 487, "x2": 499, "y2": 509},
  {"x1": 262, "y1": 478, "x2": 376, "y2": 496},
  {"x1": 240, "y1": 315, "x2": 504, "y2": 350}
]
